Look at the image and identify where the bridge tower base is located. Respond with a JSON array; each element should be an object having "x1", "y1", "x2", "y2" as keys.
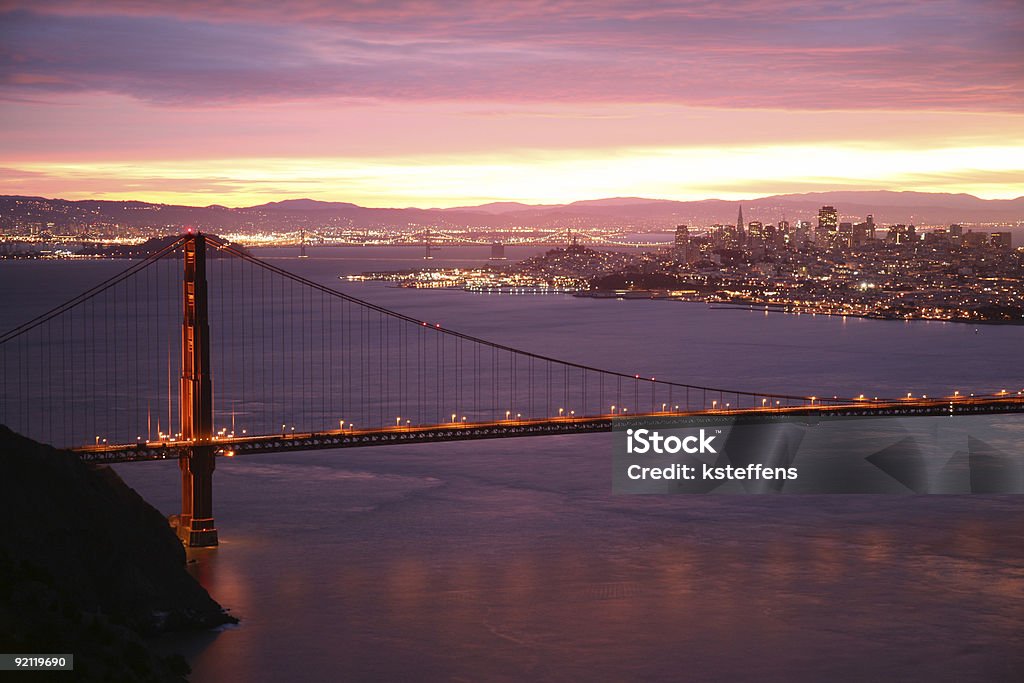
[
  {"x1": 177, "y1": 444, "x2": 218, "y2": 547},
  {"x1": 177, "y1": 233, "x2": 218, "y2": 547}
]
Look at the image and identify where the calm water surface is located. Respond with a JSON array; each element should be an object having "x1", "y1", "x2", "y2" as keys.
[{"x1": 3, "y1": 246, "x2": 1023, "y2": 681}]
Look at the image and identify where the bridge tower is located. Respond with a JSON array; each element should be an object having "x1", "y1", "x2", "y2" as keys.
[{"x1": 176, "y1": 233, "x2": 218, "y2": 547}]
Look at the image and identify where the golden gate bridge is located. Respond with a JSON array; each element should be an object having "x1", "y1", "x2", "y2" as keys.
[{"x1": 2, "y1": 233, "x2": 1021, "y2": 546}]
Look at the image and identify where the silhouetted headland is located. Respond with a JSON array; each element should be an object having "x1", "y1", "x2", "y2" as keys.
[{"x1": 0, "y1": 426, "x2": 235, "y2": 681}]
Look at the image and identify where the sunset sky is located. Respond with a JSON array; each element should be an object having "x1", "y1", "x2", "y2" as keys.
[{"x1": 1, "y1": 0, "x2": 1022, "y2": 207}]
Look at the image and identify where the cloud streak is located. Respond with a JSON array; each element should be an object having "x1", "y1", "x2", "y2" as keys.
[{"x1": 1, "y1": 1, "x2": 1022, "y2": 111}]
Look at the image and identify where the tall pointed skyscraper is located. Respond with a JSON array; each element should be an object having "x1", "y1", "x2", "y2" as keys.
[{"x1": 737, "y1": 205, "x2": 745, "y2": 239}]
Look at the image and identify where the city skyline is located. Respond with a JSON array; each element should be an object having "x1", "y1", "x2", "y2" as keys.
[{"x1": 1, "y1": 1, "x2": 1023, "y2": 207}]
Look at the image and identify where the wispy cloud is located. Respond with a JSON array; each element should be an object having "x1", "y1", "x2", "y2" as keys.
[{"x1": 1, "y1": 1, "x2": 1021, "y2": 110}]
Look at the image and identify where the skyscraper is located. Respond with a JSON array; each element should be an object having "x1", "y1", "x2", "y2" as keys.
[
  {"x1": 990, "y1": 232, "x2": 1012, "y2": 249},
  {"x1": 675, "y1": 224, "x2": 689, "y2": 249},
  {"x1": 838, "y1": 222, "x2": 853, "y2": 248},
  {"x1": 817, "y1": 205, "x2": 838, "y2": 243}
]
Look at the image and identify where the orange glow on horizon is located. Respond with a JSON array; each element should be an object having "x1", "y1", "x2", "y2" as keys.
[{"x1": 4, "y1": 141, "x2": 1021, "y2": 208}]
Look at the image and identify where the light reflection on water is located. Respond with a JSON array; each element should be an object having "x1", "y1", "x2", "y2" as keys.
[{"x1": 125, "y1": 437, "x2": 1024, "y2": 683}]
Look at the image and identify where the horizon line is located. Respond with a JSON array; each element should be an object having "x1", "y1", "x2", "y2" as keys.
[{"x1": 5, "y1": 189, "x2": 1024, "y2": 212}]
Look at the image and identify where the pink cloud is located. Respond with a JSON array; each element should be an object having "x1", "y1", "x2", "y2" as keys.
[{"x1": 0, "y1": 1, "x2": 1020, "y2": 111}]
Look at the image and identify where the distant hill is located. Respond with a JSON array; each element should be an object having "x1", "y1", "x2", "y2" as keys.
[
  {"x1": 253, "y1": 199, "x2": 362, "y2": 211},
  {"x1": 1, "y1": 191, "x2": 1021, "y2": 233},
  {"x1": 446, "y1": 201, "x2": 562, "y2": 214}
]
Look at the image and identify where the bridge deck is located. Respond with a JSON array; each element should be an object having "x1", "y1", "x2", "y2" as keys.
[{"x1": 72, "y1": 396, "x2": 1024, "y2": 464}]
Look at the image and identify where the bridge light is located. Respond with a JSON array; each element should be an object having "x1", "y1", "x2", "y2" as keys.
[
  {"x1": 712, "y1": 400, "x2": 718, "y2": 409},
  {"x1": 762, "y1": 398, "x2": 768, "y2": 407},
  {"x1": 452, "y1": 413, "x2": 457, "y2": 423},
  {"x1": 610, "y1": 405, "x2": 616, "y2": 414},
  {"x1": 516, "y1": 413, "x2": 521, "y2": 420},
  {"x1": 396, "y1": 416, "x2": 402, "y2": 427},
  {"x1": 558, "y1": 407, "x2": 564, "y2": 416},
  {"x1": 506, "y1": 410, "x2": 511, "y2": 420},
  {"x1": 907, "y1": 393, "x2": 912, "y2": 398}
]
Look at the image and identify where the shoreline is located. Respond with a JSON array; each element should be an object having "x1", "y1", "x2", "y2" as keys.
[
  {"x1": 359, "y1": 279, "x2": 1024, "y2": 326},
  {"x1": 571, "y1": 290, "x2": 1024, "y2": 326},
  {"x1": 699, "y1": 302, "x2": 1024, "y2": 326}
]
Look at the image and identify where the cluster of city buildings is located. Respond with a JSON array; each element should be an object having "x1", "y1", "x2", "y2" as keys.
[
  {"x1": 616, "y1": 206, "x2": 1021, "y2": 322},
  {"x1": 671, "y1": 205, "x2": 1012, "y2": 262},
  {"x1": 365, "y1": 205, "x2": 1022, "y2": 324}
]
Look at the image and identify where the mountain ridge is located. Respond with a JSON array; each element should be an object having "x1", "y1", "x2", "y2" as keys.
[{"x1": 2, "y1": 191, "x2": 1021, "y2": 231}]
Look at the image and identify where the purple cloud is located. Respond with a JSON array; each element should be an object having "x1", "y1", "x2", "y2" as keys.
[{"x1": 0, "y1": 0, "x2": 1021, "y2": 110}]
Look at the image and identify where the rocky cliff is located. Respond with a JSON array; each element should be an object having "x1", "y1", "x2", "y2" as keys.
[{"x1": 0, "y1": 426, "x2": 235, "y2": 681}]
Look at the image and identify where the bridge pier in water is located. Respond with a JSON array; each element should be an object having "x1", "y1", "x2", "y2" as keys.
[{"x1": 176, "y1": 233, "x2": 218, "y2": 547}]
